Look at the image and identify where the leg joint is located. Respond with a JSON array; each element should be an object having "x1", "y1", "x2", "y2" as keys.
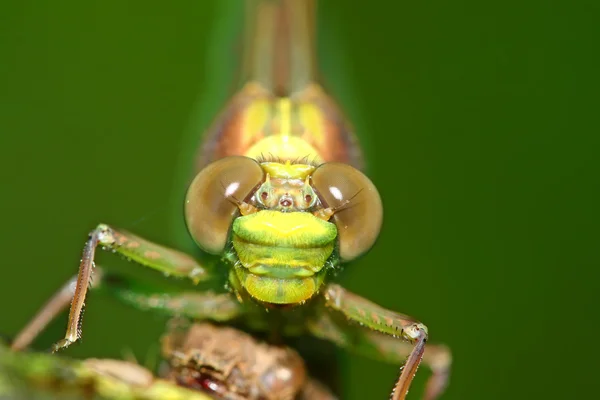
[{"x1": 404, "y1": 322, "x2": 428, "y2": 342}]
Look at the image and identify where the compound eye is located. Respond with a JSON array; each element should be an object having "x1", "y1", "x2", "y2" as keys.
[
  {"x1": 185, "y1": 156, "x2": 263, "y2": 254},
  {"x1": 311, "y1": 163, "x2": 383, "y2": 261}
]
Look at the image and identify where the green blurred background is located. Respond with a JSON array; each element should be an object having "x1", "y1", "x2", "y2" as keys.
[{"x1": 1, "y1": 1, "x2": 598, "y2": 399}]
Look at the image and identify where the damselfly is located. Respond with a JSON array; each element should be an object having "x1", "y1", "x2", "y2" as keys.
[{"x1": 12, "y1": 1, "x2": 451, "y2": 398}]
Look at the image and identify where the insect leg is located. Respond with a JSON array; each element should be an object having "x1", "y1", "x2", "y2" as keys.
[
  {"x1": 13, "y1": 224, "x2": 213, "y2": 352},
  {"x1": 308, "y1": 310, "x2": 451, "y2": 400},
  {"x1": 11, "y1": 268, "x2": 102, "y2": 351},
  {"x1": 318, "y1": 283, "x2": 441, "y2": 400},
  {"x1": 369, "y1": 333, "x2": 450, "y2": 400},
  {"x1": 100, "y1": 272, "x2": 241, "y2": 321}
]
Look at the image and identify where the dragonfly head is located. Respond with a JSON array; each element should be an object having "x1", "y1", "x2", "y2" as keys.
[{"x1": 184, "y1": 156, "x2": 383, "y2": 305}]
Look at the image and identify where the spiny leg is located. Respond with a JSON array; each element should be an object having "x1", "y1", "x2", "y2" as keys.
[
  {"x1": 12, "y1": 271, "x2": 240, "y2": 353},
  {"x1": 317, "y1": 284, "x2": 441, "y2": 400},
  {"x1": 13, "y1": 224, "x2": 214, "y2": 352},
  {"x1": 372, "y1": 333, "x2": 450, "y2": 400},
  {"x1": 11, "y1": 268, "x2": 103, "y2": 351},
  {"x1": 308, "y1": 309, "x2": 450, "y2": 400}
]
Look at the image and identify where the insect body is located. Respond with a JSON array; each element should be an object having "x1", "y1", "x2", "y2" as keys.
[{"x1": 12, "y1": 1, "x2": 452, "y2": 399}]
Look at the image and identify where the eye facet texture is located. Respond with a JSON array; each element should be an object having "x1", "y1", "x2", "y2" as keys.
[
  {"x1": 312, "y1": 163, "x2": 383, "y2": 261},
  {"x1": 185, "y1": 156, "x2": 264, "y2": 254}
]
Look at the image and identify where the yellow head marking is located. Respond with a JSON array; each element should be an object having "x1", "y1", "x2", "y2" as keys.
[{"x1": 261, "y1": 161, "x2": 316, "y2": 179}]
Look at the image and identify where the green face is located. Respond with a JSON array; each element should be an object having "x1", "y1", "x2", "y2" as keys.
[{"x1": 230, "y1": 210, "x2": 337, "y2": 304}]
